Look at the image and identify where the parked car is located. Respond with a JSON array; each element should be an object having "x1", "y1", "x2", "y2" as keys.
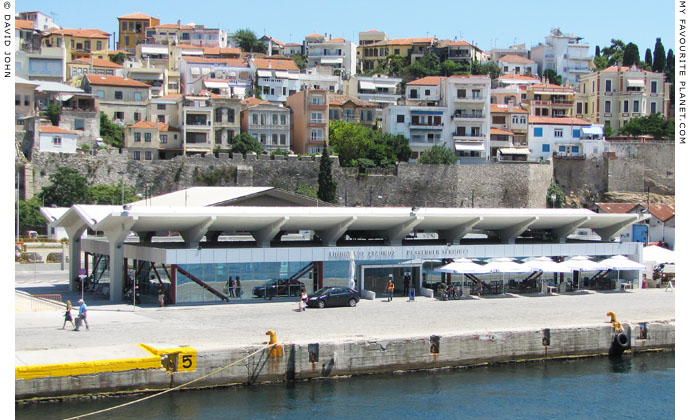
[
  {"x1": 19, "y1": 252, "x2": 43, "y2": 263},
  {"x1": 253, "y1": 279, "x2": 305, "y2": 298},
  {"x1": 306, "y1": 287, "x2": 359, "y2": 308},
  {"x1": 46, "y1": 252, "x2": 68, "y2": 263}
]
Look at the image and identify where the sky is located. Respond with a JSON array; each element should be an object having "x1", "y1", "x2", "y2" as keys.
[{"x1": 17, "y1": 0, "x2": 675, "y2": 55}]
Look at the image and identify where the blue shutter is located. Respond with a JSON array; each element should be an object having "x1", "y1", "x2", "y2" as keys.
[
  {"x1": 573, "y1": 129, "x2": 580, "y2": 138},
  {"x1": 572, "y1": 146, "x2": 580, "y2": 153},
  {"x1": 534, "y1": 127, "x2": 543, "y2": 137},
  {"x1": 541, "y1": 144, "x2": 550, "y2": 152}
]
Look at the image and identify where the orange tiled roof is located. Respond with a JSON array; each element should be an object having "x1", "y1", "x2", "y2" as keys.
[
  {"x1": 176, "y1": 43, "x2": 206, "y2": 50},
  {"x1": 151, "y1": 23, "x2": 193, "y2": 30},
  {"x1": 85, "y1": 74, "x2": 151, "y2": 88},
  {"x1": 499, "y1": 74, "x2": 541, "y2": 81},
  {"x1": 70, "y1": 58, "x2": 123, "y2": 68},
  {"x1": 437, "y1": 40, "x2": 471, "y2": 47},
  {"x1": 49, "y1": 28, "x2": 110, "y2": 39},
  {"x1": 118, "y1": 12, "x2": 153, "y2": 19},
  {"x1": 326, "y1": 38, "x2": 346, "y2": 43},
  {"x1": 595, "y1": 203, "x2": 640, "y2": 214},
  {"x1": 490, "y1": 128, "x2": 514, "y2": 135},
  {"x1": 385, "y1": 37, "x2": 434, "y2": 46},
  {"x1": 284, "y1": 43, "x2": 301, "y2": 47},
  {"x1": 528, "y1": 116, "x2": 591, "y2": 125},
  {"x1": 186, "y1": 90, "x2": 221, "y2": 98},
  {"x1": 646, "y1": 203, "x2": 675, "y2": 222},
  {"x1": 499, "y1": 54, "x2": 535, "y2": 64},
  {"x1": 129, "y1": 121, "x2": 178, "y2": 131},
  {"x1": 154, "y1": 93, "x2": 182, "y2": 100},
  {"x1": 203, "y1": 47, "x2": 242, "y2": 56},
  {"x1": 242, "y1": 97, "x2": 271, "y2": 106},
  {"x1": 407, "y1": 76, "x2": 445, "y2": 86},
  {"x1": 491, "y1": 104, "x2": 528, "y2": 113},
  {"x1": 16, "y1": 19, "x2": 33, "y2": 30},
  {"x1": 305, "y1": 33, "x2": 324, "y2": 39},
  {"x1": 182, "y1": 57, "x2": 248, "y2": 66},
  {"x1": 39, "y1": 125, "x2": 77, "y2": 135},
  {"x1": 328, "y1": 94, "x2": 376, "y2": 108},
  {"x1": 602, "y1": 65, "x2": 631, "y2": 72},
  {"x1": 253, "y1": 58, "x2": 299, "y2": 71},
  {"x1": 449, "y1": 74, "x2": 490, "y2": 79},
  {"x1": 530, "y1": 83, "x2": 575, "y2": 91}
]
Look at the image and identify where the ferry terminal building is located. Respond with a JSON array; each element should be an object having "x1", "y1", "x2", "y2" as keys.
[{"x1": 49, "y1": 187, "x2": 647, "y2": 304}]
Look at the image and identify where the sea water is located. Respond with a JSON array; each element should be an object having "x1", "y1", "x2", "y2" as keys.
[{"x1": 16, "y1": 351, "x2": 674, "y2": 420}]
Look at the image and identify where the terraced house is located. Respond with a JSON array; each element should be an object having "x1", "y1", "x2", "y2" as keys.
[
  {"x1": 42, "y1": 28, "x2": 110, "y2": 64},
  {"x1": 81, "y1": 74, "x2": 151, "y2": 126},
  {"x1": 242, "y1": 97, "x2": 291, "y2": 152},
  {"x1": 117, "y1": 12, "x2": 160, "y2": 52},
  {"x1": 125, "y1": 121, "x2": 182, "y2": 160}
]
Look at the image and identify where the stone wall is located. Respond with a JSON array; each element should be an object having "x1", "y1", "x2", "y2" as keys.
[
  {"x1": 608, "y1": 142, "x2": 675, "y2": 195},
  {"x1": 22, "y1": 152, "x2": 554, "y2": 209}
]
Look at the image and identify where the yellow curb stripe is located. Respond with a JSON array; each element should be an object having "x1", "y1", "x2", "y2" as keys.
[{"x1": 15, "y1": 344, "x2": 198, "y2": 380}]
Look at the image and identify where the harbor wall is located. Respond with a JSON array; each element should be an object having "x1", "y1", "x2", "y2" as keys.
[{"x1": 15, "y1": 320, "x2": 674, "y2": 400}]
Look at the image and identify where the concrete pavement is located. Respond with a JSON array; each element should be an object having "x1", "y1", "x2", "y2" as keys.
[{"x1": 16, "y1": 270, "x2": 675, "y2": 367}]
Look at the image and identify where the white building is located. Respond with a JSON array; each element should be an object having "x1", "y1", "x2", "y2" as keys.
[
  {"x1": 299, "y1": 66, "x2": 342, "y2": 93},
  {"x1": 529, "y1": 28, "x2": 591, "y2": 85},
  {"x1": 355, "y1": 75, "x2": 402, "y2": 107},
  {"x1": 18, "y1": 11, "x2": 60, "y2": 31},
  {"x1": 527, "y1": 116, "x2": 604, "y2": 160},
  {"x1": 38, "y1": 125, "x2": 78, "y2": 153},
  {"x1": 281, "y1": 43, "x2": 302, "y2": 56},
  {"x1": 446, "y1": 75, "x2": 492, "y2": 161},
  {"x1": 179, "y1": 57, "x2": 252, "y2": 96},
  {"x1": 498, "y1": 55, "x2": 538, "y2": 76},
  {"x1": 306, "y1": 37, "x2": 356, "y2": 78},
  {"x1": 252, "y1": 58, "x2": 301, "y2": 103},
  {"x1": 384, "y1": 105, "x2": 449, "y2": 160}
]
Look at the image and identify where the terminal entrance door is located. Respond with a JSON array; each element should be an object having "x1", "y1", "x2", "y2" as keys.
[{"x1": 360, "y1": 264, "x2": 421, "y2": 298}]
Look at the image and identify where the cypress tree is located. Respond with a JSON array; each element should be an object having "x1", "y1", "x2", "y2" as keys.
[
  {"x1": 622, "y1": 42, "x2": 640, "y2": 66},
  {"x1": 595, "y1": 45, "x2": 600, "y2": 57},
  {"x1": 666, "y1": 49, "x2": 674, "y2": 74},
  {"x1": 317, "y1": 147, "x2": 337, "y2": 203},
  {"x1": 644, "y1": 48, "x2": 653, "y2": 67},
  {"x1": 652, "y1": 38, "x2": 666, "y2": 73}
]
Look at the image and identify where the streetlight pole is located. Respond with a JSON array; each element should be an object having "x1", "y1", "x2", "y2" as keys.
[{"x1": 16, "y1": 170, "x2": 20, "y2": 241}]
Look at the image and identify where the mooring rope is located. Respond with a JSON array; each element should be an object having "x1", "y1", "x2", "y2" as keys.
[{"x1": 63, "y1": 343, "x2": 273, "y2": 420}]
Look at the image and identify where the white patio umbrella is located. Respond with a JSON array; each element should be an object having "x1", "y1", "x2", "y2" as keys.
[
  {"x1": 600, "y1": 255, "x2": 647, "y2": 288},
  {"x1": 437, "y1": 258, "x2": 492, "y2": 296},
  {"x1": 561, "y1": 256, "x2": 609, "y2": 290},
  {"x1": 523, "y1": 257, "x2": 573, "y2": 294},
  {"x1": 484, "y1": 257, "x2": 534, "y2": 294},
  {"x1": 642, "y1": 246, "x2": 675, "y2": 264},
  {"x1": 348, "y1": 251, "x2": 356, "y2": 290}
]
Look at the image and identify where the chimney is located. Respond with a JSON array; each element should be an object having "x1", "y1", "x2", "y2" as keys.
[
  {"x1": 508, "y1": 101, "x2": 513, "y2": 112},
  {"x1": 177, "y1": 20, "x2": 181, "y2": 30},
  {"x1": 329, "y1": 33, "x2": 332, "y2": 40}
]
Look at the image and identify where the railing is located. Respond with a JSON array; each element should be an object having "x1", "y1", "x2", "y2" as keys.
[
  {"x1": 452, "y1": 113, "x2": 484, "y2": 119},
  {"x1": 456, "y1": 95, "x2": 484, "y2": 101},
  {"x1": 409, "y1": 122, "x2": 444, "y2": 127},
  {"x1": 30, "y1": 294, "x2": 64, "y2": 311}
]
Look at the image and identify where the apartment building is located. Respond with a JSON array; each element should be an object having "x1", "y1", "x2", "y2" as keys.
[
  {"x1": 67, "y1": 58, "x2": 123, "y2": 83},
  {"x1": 527, "y1": 116, "x2": 601, "y2": 160},
  {"x1": 405, "y1": 76, "x2": 444, "y2": 106},
  {"x1": 253, "y1": 58, "x2": 301, "y2": 103},
  {"x1": 385, "y1": 104, "x2": 448, "y2": 160},
  {"x1": 433, "y1": 40, "x2": 487, "y2": 66},
  {"x1": 490, "y1": 103, "x2": 529, "y2": 145},
  {"x1": 179, "y1": 57, "x2": 252, "y2": 96},
  {"x1": 211, "y1": 97, "x2": 242, "y2": 149},
  {"x1": 125, "y1": 121, "x2": 182, "y2": 160},
  {"x1": 306, "y1": 36, "x2": 356, "y2": 77},
  {"x1": 358, "y1": 37, "x2": 435, "y2": 73},
  {"x1": 524, "y1": 82, "x2": 576, "y2": 118},
  {"x1": 145, "y1": 22, "x2": 193, "y2": 45},
  {"x1": 446, "y1": 75, "x2": 492, "y2": 161},
  {"x1": 355, "y1": 75, "x2": 402, "y2": 107},
  {"x1": 286, "y1": 89, "x2": 327, "y2": 154},
  {"x1": 498, "y1": 55, "x2": 537, "y2": 76},
  {"x1": 489, "y1": 44, "x2": 529, "y2": 62},
  {"x1": 82, "y1": 74, "x2": 151, "y2": 126},
  {"x1": 118, "y1": 13, "x2": 160, "y2": 52},
  {"x1": 328, "y1": 94, "x2": 378, "y2": 129},
  {"x1": 574, "y1": 64, "x2": 669, "y2": 132},
  {"x1": 281, "y1": 43, "x2": 302, "y2": 56},
  {"x1": 18, "y1": 11, "x2": 59, "y2": 31},
  {"x1": 180, "y1": 91, "x2": 217, "y2": 155},
  {"x1": 241, "y1": 97, "x2": 291, "y2": 152},
  {"x1": 15, "y1": 77, "x2": 39, "y2": 125},
  {"x1": 15, "y1": 19, "x2": 38, "y2": 52},
  {"x1": 15, "y1": 45, "x2": 66, "y2": 82},
  {"x1": 530, "y1": 28, "x2": 591, "y2": 85},
  {"x1": 42, "y1": 28, "x2": 110, "y2": 63},
  {"x1": 356, "y1": 30, "x2": 387, "y2": 71},
  {"x1": 149, "y1": 94, "x2": 182, "y2": 126},
  {"x1": 260, "y1": 36, "x2": 283, "y2": 56}
]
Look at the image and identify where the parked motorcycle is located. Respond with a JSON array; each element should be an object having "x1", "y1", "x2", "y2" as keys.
[{"x1": 124, "y1": 286, "x2": 141, "y2": 304}]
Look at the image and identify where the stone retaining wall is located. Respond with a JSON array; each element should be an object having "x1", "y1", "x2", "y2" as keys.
[{"x1": 15, "y1": 321, "x2": 674, "y2": 400}]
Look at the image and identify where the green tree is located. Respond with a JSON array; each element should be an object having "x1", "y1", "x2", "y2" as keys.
[
  {"x1": 652, "y1": 38, "x2": 666, "y2": 73},
  {"x1": 595, "y1": 45, "x2": 600, "y2": 57},
  {"x1": 593, "y1": 55, "x2": 609, "y2": 71},
  {"x1": 295, "y1": 183, "x2": 317, "y2": 199},
  {"x1": 440, "y1": 59, "x2": 460, "y2": 76},
  {"x1": 471, "y1": 60, "x2": 501, "y2": 79},
  {"x1": 110, "y1": 52, "x2": 126, "y2": 65},
  {"x1": 87, "y1": 183, "x2": 138, "y2": 205},
  {"x1": 40, "y1": 167, "x2": 89, "y2": 207},
  {"x1": 622, "y1": 42, "x2": 640, "y2": 66},
  {"x1": 234, "y1": 29, "x2": 266, "y2": 53},
  {"x1": 373, "y1": 131, "x2": 412, "y2": 163},
  {"x1": 618, "y1": 114, "x2": 673, "y2": 139},
  {"x1": 99, "y1": 113, "x2": 124, "y2": 148},
  {"x1": 644, "y1": 48, "x2": 653, "y2": 68},
  {"x1": 600, "y1": 39, "x2": 626, "y2": 68},
  {"x1": 292, "y1": 54, "x2": 306, "y2": 70},
  {"x1": 417, "y1": 145, "x2": 456, "y2": 164},
  {"x1": 408, "y1": 53, "x2": 441, "y2": 78},
  {"x1": 230, "y1": 133, "x2": 264, "y2": 156},
  {"x1": 547, "y1": 181, "x2": 565, "y2": 208},
  {"x1": 317, "y1": 147, "x2": 337, "y2": 203},
  {"x1": 543, "y1": 69, "x2": 562, "y2": 85},
  {"x1": 46, "y1": 103, "x2": 61, "y2": 125},
  {"x1": 17, "y1": 197, "x2": 45, "y2": 234},
  {"x1": 329, "y1": 120, "x2": 373, "y2": 165},
  {"x1": 618, "y1": 118, "x2": 643, "y2": 137},
  {"x1": 604, "y1": 125, "x2": 615, "y2": 138}
]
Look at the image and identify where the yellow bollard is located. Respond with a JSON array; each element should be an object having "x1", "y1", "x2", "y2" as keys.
[
  {"x1": 606, "y1": 311, "x2": 622, "y2": 331},
  {"x1": 266, "y1": 330, "x2": 283, "y2": 357}
]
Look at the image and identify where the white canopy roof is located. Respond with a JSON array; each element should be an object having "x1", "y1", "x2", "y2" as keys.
[
  {"x1": 141, "y1": 45, "x2": 169, "y2": 55},
  {"x1": 437, "y1": 260, "x2": 492, "y2": 274},
  {"x1": 561, "y1": 256, "x2": 608, "y2": 271},
  {"x1": 203, "y1": 80, "x2": 229, "y2": 89},
  {"x1": 485, "y1": 258, "x2": 534, "y2": 273},
  {"x1": 274, "y1": 71, "x2": 289, "y2": 79},
  {"x1": 600, "y1": 255, "x2": 646, "y2": 271},
  {"x1": 582, "y1": 126, "x2": 603, "y2": 136},
  {"x1": 642, "y1": 245, "x2": 675, "y2": 264},
  {"x1": 256, "y1": 69, "x2": 272, "y2": 78},
  {"x1": 321, "y1": 57, "x2": 343, "y2": 64},
  {"x1": 359, "y1": 81, "x2": 376, "y2": 90},
  {"x1": 523, "y1": 256, "x2": 573, "y2": 273},
  {"x1": 455, "y1": 143, "x2": 486, "y2": 152}
]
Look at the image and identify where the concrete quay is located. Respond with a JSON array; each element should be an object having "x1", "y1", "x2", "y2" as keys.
[{"x1": 15, "y1": 272, "x2": 675, "y2": 400}]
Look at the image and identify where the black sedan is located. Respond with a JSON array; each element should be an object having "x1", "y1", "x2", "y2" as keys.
[
  {"x1": 306, "y1": 287, "x2": 359, "y2": 308},
  {"x1": 253, "y1": 279, "x2": 305, "y2": 298}
]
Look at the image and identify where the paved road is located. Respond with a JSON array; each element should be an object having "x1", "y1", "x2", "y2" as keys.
[{"x1": 15, "y1": 270, "x2": 675, "y2": 366}]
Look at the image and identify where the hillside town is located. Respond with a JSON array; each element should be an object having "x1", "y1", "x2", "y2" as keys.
[{"x1": 14, "y1": 11, "x2": 675, "y2": 249}]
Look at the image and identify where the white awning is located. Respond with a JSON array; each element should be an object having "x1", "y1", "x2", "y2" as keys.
[
  {"x1": 201, "y1": 68, "x2": 211, "y2": 75},
  {"x1": 582, "y1": 126, "x2": 603, "y2": 136},
  {"x1": 455, "y1": 143, "x2": 486, "y2": 151},
  {"x1": 274, "y1": 71, "x2": 289, "y2": 79},
  {"x1": 373, "y1": 81, "x2": 398, "y2": 89},
  {"x1": 360, "y1": 81, "x2": 376, "y2": 90},
  {"x1": 498, "y1": 148, "x2": 529, "y2": 155},
  {"x1": 204, "y1": 80, "x2": 229, "y2": 89},
  {"x1": 141, "y1": 46, "x2": 169, "y2": 55},
  {"x1": 321, "y1": 57, "x2": 343, "y2": 64},
  {"x1": 288, "y1": 73, "x2": 300, "y2": 80},
  {"x1": 190, "y1": 67, "x2": 200, "y2": 76},
  {"x1": 59, "y1": 93, "x2": 75, "y2": 101},
  {"x1": 627, "y1": 79, "x2": 645, "y2": 87},
  {"x1": 257, "y1": 70, "x2": 272, "y2": 77}
]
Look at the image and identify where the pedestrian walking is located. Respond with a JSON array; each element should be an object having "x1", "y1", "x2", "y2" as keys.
[
  {"x1": 62, "y1": 300, "x2": 74, "y2": 329},
  {"x1": 226, "y1": 276, "x2": 235, "y2": 297},
  {"x1": 403, "y1": 273, "x2": 410, "y2": 296},
  {"x1": 386, "y1": 274, "x2": 395, "y2": 302},
  {"x1": 74, "y1": 298, "x2": 89, "y2": 331},
  {"x1": 299, "y1": 287, "x2": 308, "y2": 312},
  {"x1": 235, "y1": 276, "x2": 241, "y2": 298},
  {"x1": 158, "y1": 287, "x2": 165, "y2": 307}
]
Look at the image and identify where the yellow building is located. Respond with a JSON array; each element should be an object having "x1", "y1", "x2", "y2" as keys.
[
  {"x1": 43, "y1": 28, "x2": 110, "y2": 61},
  {"x1": 358, "y1": 37, "x2": 434, "y2": 73},
  {"x1": 523, "y1": 82, "x2": 576, "y2": 118},
  {"x1": 117, "y1": 12, "x2": 160, "y2": 51},
  {"x1": 67, "y1": 58, "x2": 123, "y2": 86}
]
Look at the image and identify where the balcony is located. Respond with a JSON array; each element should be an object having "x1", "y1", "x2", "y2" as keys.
[
  {"x1": 409, "y1": 122, "x2": 443, "y2": 130},
  {"x1": 452, "y1": 112, "x2": 484, "y2": 121},
  {"x1": 453, "y1": 133, "x2": 484, "y2": 141},
  {"x1": 410, "y1": 135, "x2": 441, "y2": 144},
  {"x1": 358, "y1": 93, "x2": 400, "y2": 104},
  {"x1": 455, "y1": 95, "x2": 485, "y2": 103}
]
